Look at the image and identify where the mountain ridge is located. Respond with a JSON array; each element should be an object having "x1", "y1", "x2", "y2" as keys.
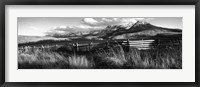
[{"x1": 19, "y1": 21, "x2": 182, "y2": 43}]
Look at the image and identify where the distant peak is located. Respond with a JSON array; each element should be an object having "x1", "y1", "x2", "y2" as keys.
[
  {"x1": 130, "y1": 21, "x2": 152, "y2": 28},
  {"x1": 134, "y1": 21, "x2": 149, "y2": 25},
  {"x1": 105, "y1": 21, "x2": 152, "y2": 31}
]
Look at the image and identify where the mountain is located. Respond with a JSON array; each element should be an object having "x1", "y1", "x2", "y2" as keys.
[
  {"x1": 88, "y1": 21, "x2": 182, "y2": 39},
  {"x1": 19, "y1": 21, "x2": 182, "y2": 44},
  {"x1": 48, "y1": 21, "x2": 182, "y2": 40}
]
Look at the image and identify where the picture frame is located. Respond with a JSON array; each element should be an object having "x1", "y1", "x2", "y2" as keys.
[{"x1": 0, "y1": 0, "x2": 199, "y2": 87}]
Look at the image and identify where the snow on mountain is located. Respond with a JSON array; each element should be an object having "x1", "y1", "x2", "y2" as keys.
[{"x1": 49, "y1": 21, "x2": 182, "y2": 40}]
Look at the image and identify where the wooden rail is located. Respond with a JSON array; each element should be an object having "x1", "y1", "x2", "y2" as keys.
[{"x1": 18, "y1": 39, "x2": 182, "y2": 52}]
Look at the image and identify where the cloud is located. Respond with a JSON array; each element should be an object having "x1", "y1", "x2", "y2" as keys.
[
  {"x1": 81, "y1": 18, "x2": 151, "y2": 26},
  {"x1": 45, "y1": 18, "x2": 154, "y2": 36},
  {"x1": 45, "y1": 24, "x2": 104, "y2": 36},
  {"x1": 53, "y1": 25, "x2": 103, "y2": 32},
  {"x1": 82, "y1": 18, "x2": 99, "y2": 25}
]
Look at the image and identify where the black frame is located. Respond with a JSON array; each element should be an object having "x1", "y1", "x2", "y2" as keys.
[{"x1": 0, "y1": 0, "x2": 200, "y2": 87}]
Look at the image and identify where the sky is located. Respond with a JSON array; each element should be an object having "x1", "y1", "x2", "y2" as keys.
[{"x1": 18, "y1": 17, "x2": 182, "y2": 36}]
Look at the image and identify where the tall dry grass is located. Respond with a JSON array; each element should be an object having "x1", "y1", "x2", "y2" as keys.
[
  {"x1": 18, "y1": 44, "x2": 182, "y2": 69},
  {"x1": 18, "y1": 50, "x2": 95, "y2": 69},
  {"x1": 92, "y1": 44, "x2": 181, "y2": 69},
  {"x1": 67, "y1": 55, "x2": 95, "y2": 69}
]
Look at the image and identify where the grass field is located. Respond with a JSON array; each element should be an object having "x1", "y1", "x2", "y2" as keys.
[{"x1": 18, "y1": 42, "x2": 182, "y2": 69}]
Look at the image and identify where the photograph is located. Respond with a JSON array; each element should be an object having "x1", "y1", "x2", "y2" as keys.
[{"x1": 18, "y1": 17, "x2": 182, "y2": 69}]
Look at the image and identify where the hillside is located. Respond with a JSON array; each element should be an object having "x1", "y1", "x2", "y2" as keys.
[{"x1": 18, "y1": 35, "x2": 69, "y2": 44}]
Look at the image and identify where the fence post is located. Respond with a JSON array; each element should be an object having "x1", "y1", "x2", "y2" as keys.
[
  {"x1": 142, "y1": 39, "x2": 143, "y2": 49},
  {"x1": 75, "y1": 43, "x2": 78, "y2": 52},
  {"x1": 88, "y1": 42, "x2": 92, "y2": 51},
  {"x1": 126, "y1": 39, "x2": 130, "y2": 52}
]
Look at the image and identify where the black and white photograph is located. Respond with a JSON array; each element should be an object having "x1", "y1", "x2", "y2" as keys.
[{"x1": 18, "y1": 17, "x2": 182, "y2": 69}]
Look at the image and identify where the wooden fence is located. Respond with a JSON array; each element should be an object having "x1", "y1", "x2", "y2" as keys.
[
  {"x1": 122, "y1": 39, "x2": 154, "y2": 50},
  {"x1": 18, "y1": 38, "x2": 182, "y2": 52}
]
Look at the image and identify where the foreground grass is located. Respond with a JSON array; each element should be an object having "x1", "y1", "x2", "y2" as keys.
[{"x1": 18, "y1": 45, "x2": 182, "y2": 69}]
